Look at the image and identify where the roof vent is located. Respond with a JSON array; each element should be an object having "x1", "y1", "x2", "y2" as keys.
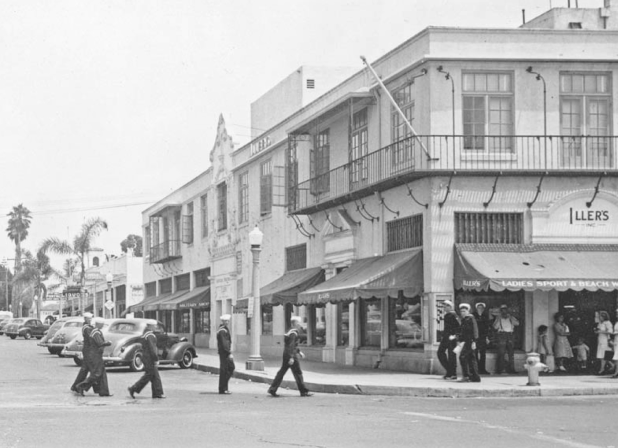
[
  {"x1": 306, "y1": 79, "x2": 315, "y2": 89},
  {"x1": 568, "y1": 22, "x2": 582, "y2": 29}
]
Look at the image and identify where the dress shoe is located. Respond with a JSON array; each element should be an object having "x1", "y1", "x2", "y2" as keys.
[
  {"x1": 448, "y1": 375, "x2": 458, "y2": 380},
  {"x1": 268, "y1": 390, "x2": 279, "y2": 397},
  {"x1": 152, "y1": 395, "x2": 166, "y2": 399},
  {"x1": 219, "y1": 391, "x2": 232, "y2": 395},
  {"x1": 479, "y1": 370, "x2": 491, "y2": 375},
  {"x1": 127, "y1": 387, "x2": 135, "y2": 399},
  {"x1": 70, "y1": 386, "x2": 78, "y2": 392},
  {"x1": 74, "y1": 388, "x2": 84, "y2": 397},
  {"x1": 300, "y1": 392, "x2": 314, "y2": 397}
]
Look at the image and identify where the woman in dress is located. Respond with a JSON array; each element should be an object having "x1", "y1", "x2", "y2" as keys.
[
  {"x1": 612, "y1": 309, "x2": 618, "y2": 378},
  {"x1": 595, "y1": 310, "x2": 614, "y2": 375},
  {"x1": 553, "y1": 312, "x2": 573, "y2": 372}
]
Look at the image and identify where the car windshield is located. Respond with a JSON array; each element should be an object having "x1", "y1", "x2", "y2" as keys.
[
  {"x1": 49, "y1": 321, "x2": 64, "y2": 331},
  {"x1": 64, "y1": 322, "x2": 82, "y2": 328},
  {"x1": 109, "y1": 322, "x2": 142, "y2": 333},
  {"x1": 11, "y1": 319, "x2": 25, "y2": 324}
]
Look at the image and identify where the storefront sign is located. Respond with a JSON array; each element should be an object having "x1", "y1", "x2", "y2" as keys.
[
  {"x1": 250, "y1": 136, "x2": 272, "y2": 157},
  {"x1": 458, "y1": 277, "x2": 618, "y2": 292},
  {"x1": 214, "y1": 276, "x2": 234, "y2": 301},
  {"x1": 569, "y1": 208, "x2": 610, "y2": 226}
]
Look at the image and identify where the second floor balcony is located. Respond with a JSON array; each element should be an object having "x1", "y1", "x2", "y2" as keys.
[
  {"x1": 150, "y1": 240, "x2": 182, "y2": 264},
  {"x1": 289, "y1": 134, "x2": 618, "y2": 215}
]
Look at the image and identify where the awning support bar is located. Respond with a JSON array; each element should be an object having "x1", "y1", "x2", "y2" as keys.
[
  {"x1": 586, "y1": 172, "x2": 606, "y2": 208},
  {"x1": 483, "y1": 173, "x2": 502, "y2": 208},
  {"x1": 288, "y1": 215, "x2": 314, "y2": 238},
  {"x1": 406, "y1": 183, "x2": 428, "y2": 209},
  {"x1": 354, "y1": 199, "x2": 377, "y2": 222},
  {"x1": 439, "y1": 173, "x2": 455, "y2": 208},
  {"x1": 340, "y1": 204, "x2": 361, "y2": 226},
  {"x1": 324, "y1": 211, "x2": 343, "y2": 232},
  {"x1": 376, "y1": 192, "x2": 400, "y2": 218},
  {"x1": 360, "y1": 56, "x2": 436, "y2": 162},
  {"x1": 527, "y1": 172, "x2": 547, "y2": 208},
  {"x1": 307, "y1": 216, "x2": 321, "y2": 233}
]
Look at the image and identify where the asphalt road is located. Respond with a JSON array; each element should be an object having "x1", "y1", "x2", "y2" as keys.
[{"x1": 1, "y1": 336, "x2": 617, "y2": 448}]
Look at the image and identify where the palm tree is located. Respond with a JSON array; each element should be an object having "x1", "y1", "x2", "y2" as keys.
[
  {"x1": 12, "y1": 249, "x2": 56, "y2": 319},
  {"x1": 40, "y1": 217, "x2": 108, "y2": 315},
  {"x1": 6, "y1": 204, "x2": 32, "y2": 316}
]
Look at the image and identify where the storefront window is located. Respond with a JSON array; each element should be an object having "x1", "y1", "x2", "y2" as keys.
[
  {"x1": 160, "y1": 310, "x2": 172, "y2": 331},
  {"x1": 338, "y1": 303, "x2": 349, "y2": 346},
  {"x1": 455, "y1": 290, "x2": 525, "y2": 350},
  {"x1": 314, "y1": 305, "x2": 326, "y2": 346},
  {"x1": 389, "y1": 296, "x2": 422, "y2": 349},
  {"x1": 361, "y1": 299, "x2": 381, "y2": 348},
  {"x1": 262, "y1": 306, "x2": 273, "y2": 335},
  {"x1": 176, "y1": 309, "x2": 190, "y2": 333},
  {"x1": 194, "y1": 309, "x2": 210, "y2": 334}
]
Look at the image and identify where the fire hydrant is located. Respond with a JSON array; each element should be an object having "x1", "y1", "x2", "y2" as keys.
[{"x1": 524, "y1": 352, "x2": 547, "y2": 386}]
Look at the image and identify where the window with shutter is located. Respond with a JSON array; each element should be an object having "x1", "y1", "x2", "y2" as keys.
[
  {"x1": 454, "y1": 212, "x2": 523, "y2": 244},
  {"x1": 260, "y1": 160, "x2": 273, "y2": 215}
]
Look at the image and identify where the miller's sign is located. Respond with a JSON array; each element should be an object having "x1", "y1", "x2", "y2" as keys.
[
  {"x1": 250, "y1": 135, "x2": 272, "y2": 157},
  {"x1": 569, "y1": 207, "x2": 610, "y2": 226}
]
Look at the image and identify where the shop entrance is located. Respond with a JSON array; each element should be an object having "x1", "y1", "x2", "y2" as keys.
[{"x1": 559, "y1": 290, "x2": 617, "y2": 371}]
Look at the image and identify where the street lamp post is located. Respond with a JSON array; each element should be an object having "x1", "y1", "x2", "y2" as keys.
[
  {"x1": 246, "y1": 225, "x2": 264, "y2": 371},
  {"x1": 1, "y1": 259, "x2": 8, "y2": 313},
  {"x1": 437, "y1": 66, "x2": 456, "y2": 141},
  {"x1": 106, "y1": 273, "x2": 113, "y2": 319}
]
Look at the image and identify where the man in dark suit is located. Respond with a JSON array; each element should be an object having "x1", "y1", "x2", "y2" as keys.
[
  {"x1": 458, "y1": 303, "x2": 480, "y2": 383},
  {"x1": 128, "y1": 320, "x2": 165, "y2": 399},
  {"x1": 473, "y1": 302, "x2": 491, "y2": 374},
  {"x1": 217, "y1": 314, "x2": 234, "y2": 395},
  {"x1": 71, "y1": 312, "x2": 93, "y2": 394},
  {"x1": 268, "y1": 316, "x2": 312, "y2": 397},
  {"x1": 437, "y1": 300, "x2": 460, "y2": 380}
]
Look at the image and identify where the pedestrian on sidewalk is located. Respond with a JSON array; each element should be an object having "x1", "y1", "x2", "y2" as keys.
[
  {"x1": 611, "y1": 308, "x2": 618, "y2": 378},
  {"x1": 473, "y1": 302, "x2": 491, "y2": 375},
  {"x1": 71, "y1": 312, "x2": 94, "y2": 394},
  {"x1": 493, "y1": 304, "x2": 519, "y2": 374},
  {"x1": 128, "y1": 320, "x2": 165, "y2": 399},
  {"x1": 75, "y1": 317, "x2": 112, "y2": 396},
  {"x1": 217, "y1": 314, "x2": 234, "y2": 395},
  {"x1": 268, "y1": 316, "x2": 312, "y2": 397},
  {"x1": 571, "y1": 337, "x2": 590, "y2": 372},
  {"x1": 437, "y1": 300, "x2": 459, "y2": 380},
  {"x1": 536, "y1": 325, "x2": 553, "y2": 372},
  {"x1": 457, "y1": 304, "x2": 480, "y2": 383},
  {"x1": 553, "y1": 312, "x2": 573, "y2": 372},
  {"x1": 594, "y1": 311, "x2": 614, "y2": 375}
]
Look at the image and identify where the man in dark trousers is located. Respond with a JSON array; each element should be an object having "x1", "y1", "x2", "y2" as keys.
[
  {"x1": 71, "y1": 312, "x2": 94, "y2": 394},
  {"x1": 75, "y1": 317, "x2": 112, "y2": 396},
  {"x1": 457, "y1": 303, "x2": 481, "y2": 383},
  {"x1": 217, "y1": 314, "x2": 234, "y2": 395},
  {"x1": 268, "y1": 316, "x2": 312, "y2": 397},
  {"x1": 437, "y1": 300, "x2": 460, "y2": 380},
  {"x1": 128, "y1": 319, "x2": 165, "y2": 399},
  {"x1": 473, "y1": 302, "x2": 491, "y2": 374}
]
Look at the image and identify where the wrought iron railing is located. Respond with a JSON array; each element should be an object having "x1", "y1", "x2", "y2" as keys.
[
  {"x1": 289, "y1": 135, "x2": 617, "y2": 214},
  {"x1": 150, "y1": 240, "x2": 182, "y2": 264}
]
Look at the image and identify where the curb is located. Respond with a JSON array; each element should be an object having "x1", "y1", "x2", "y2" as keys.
[{"x1": 191, "y1": 363, "x2": 618, "y2": 398}]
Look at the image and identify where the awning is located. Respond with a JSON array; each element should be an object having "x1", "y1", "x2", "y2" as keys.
[
  {"x1": 297, "y1": 248, "x2": 423, "y2": 305},
  {"x1": 129, "y1": 294, "x2": 164, "y2": 313},
  {"x1": 144, "y1": 290, "x2": 190, "y2": 312},
  {"x1": 454, "y1": 244, "x2": 618, "y2": 292},
  {"x1": 166, "y1": 286, "x2": 210, "y2": 310},
  {"x1": 261, "y1": 267, "x2": 325, "y2": 305}
]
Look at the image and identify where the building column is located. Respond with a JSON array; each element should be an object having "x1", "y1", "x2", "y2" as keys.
[
  {"x1": 344, "y1": 301, "x2": 356, "y2": 365},
  {"x1": 189, "y1": 308, "x2": 195, "y2": 334},
  {"x1": 171, "y1": 310, "x2": 176, "y2": 333}
]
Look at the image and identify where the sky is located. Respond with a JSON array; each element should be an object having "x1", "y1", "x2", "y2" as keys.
[{"x1": 0, "y1": 0, "x2": 603, "y2": 271}]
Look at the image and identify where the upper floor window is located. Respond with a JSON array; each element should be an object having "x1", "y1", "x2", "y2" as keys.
[
  {"x1": 239, "y1": 171, "x2": 249, "y2": 224},
  {"x1": 145, "y1": 281, "x2": 156, "y2": 298},
  {"x1": 176, "y1": 273, "x2": 190, "y2": 291},
  {"x1": 194, "y1": 268, "x2": 210, "y2": 288},
  {"x1": 159, "y1": 278, "x2": 172, "y2": 294},
  {"x1": 144, "y1": 226, "x2": 150, "y2": 255},
  {"x1": 182, "y1": 202, "x2": 194, "y2": 244},
  {"x1": 260, "y1": 160, "x2": 273, "y2": 215},
  {"x1": 311, "y1": 129, "x2": 330, "y2": 194},
  {"x1": 387, "y1": 214, "x2": 423, "y2": 252},
  {"x1": 217, "y1": 183, "x2": 227, "y2": 231},
  {"x1": 391, "y1": 84, "x2": 415, "y2": 169},
  {"x1": 200, "y1": 194, "x2": 208, "y2": 238},
  {"x1": 92, "y1": 257, "x2": 99, "y2": 267},
  {"x1": 462, "y1": 72, "x2": 513, "y2": 152},
  {"x1": 455, "y1": 212, "x2": 522, "y2": 244},
  {"x1": 152, "y1": 218, "x2": 160, "y2": 247},
  {"x1": 560, "y1": 73, "x2": 612, "y2": 168},
  {"x1": 350, "y1": 108, "x2": 368, "y2": 183},
  {"x1": 285, "y1": 244, "x2": 307, "y2": 271}
]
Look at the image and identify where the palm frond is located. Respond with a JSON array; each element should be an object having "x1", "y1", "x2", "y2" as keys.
[{"x1": 40, "y1": 237, "x2": 75, "y2": 256}]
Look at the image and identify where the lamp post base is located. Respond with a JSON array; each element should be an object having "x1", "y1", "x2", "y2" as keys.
[{"x1": 246, "y1": 357, "x2": 265, "y2": 371}]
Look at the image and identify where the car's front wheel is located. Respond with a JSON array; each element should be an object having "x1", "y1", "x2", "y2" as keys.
[
  {"x1": 129, "y1": 351, "x2": 144, "y2": 372},
  {"x1": 178, "y1": 349, "x2": 194, "y2": 369},
  {"x1": 9, "y1": 335, "x2": 16, "y2": 339},
  {"x1": 36, "y1": 336, "x2": 42, "y2": 340},
  {"x1": 23, "y1": 331, "x2": 32, "y2": 340}
]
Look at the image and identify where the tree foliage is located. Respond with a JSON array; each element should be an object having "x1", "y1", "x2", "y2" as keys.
[{"x1": 120, "y1": 234, "x2": 142, "y2": 257}]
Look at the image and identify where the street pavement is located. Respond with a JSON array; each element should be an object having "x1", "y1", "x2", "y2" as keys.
[
  {"x1": 2, "y1": 336, "x2": 618, "y2": 448},
  {"x1": 193, "y1": 347, "x2": 618, "y2": 398}
]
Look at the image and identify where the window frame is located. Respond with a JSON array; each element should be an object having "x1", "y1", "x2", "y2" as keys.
[
  {"x1": 238, "y1": 171, "x2": 249, "y2": 224},
  {"x1": 386, "y1": 214, "x2": 423, "y2": 252},
  {"x1": 311, "y1": 129, "x2": 330, "y2": 195},
  {"x1": 454, "y1": 212, "x2": 523, "y2": 244},
  {"x1": 217, "y1": 182, "x2": 228, "y2": 231},
  {"x1": 260, "y1": 160, "x2": 273, "y2": 216},
  {"x1": 350, "y1": 108, "x2": 369, "y2": 183},
  {"x1": 200, "y1": 194, "x2": 208, "y2": 238}
]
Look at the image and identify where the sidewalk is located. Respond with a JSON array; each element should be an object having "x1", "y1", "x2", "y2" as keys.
[{"x1": 192, "y1": 348, "x2": 618, "y2": 398}]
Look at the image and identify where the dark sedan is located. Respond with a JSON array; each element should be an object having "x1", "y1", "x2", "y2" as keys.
[
  {"x1": 102, "y1": 319, "x2": 197, "y2": 372},
  {"x1": 5, "y1": 318, "x2": 49, "y2": 340}
]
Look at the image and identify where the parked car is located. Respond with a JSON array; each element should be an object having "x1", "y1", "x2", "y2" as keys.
[
  {"x1": 5, "y1": 318, "x2": 49, "y2": 340},
  {"x1": 61, "y1": 319, "x2": 118, "y2": 366},
  {"x1": 38, "y1": 317, "x2": 84, "y2": 356},
  {"x1": 102, "y1": 318, "x2": 197, "y2": 372},
  {"x1": 0, "y1": 317, "x2": 13, "y2": 335}
]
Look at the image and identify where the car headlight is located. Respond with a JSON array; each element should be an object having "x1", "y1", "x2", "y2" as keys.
[{"x1": 120, "y1": 347, "x2": 125, "y2": 353}]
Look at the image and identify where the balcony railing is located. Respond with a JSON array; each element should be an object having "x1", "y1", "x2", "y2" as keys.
[
  {"x1": 289, "y1": 134, "x2": 617, "y2": 214},
  {"x1": 150, "y1": 240, "x2": 182, "y2": 264}
]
